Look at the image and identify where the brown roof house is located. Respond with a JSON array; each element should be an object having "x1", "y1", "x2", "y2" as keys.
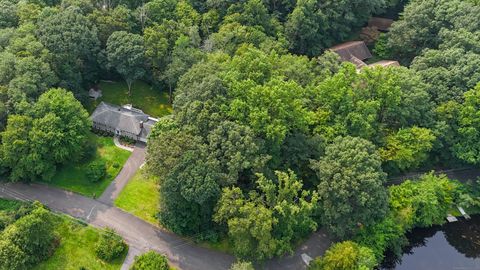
[
  {"x1": 329, "y1": 41, "x2": 372, "y2": 68},
  {"x1": 91, "y1": 102, "x2": 158, "y2": 143}
]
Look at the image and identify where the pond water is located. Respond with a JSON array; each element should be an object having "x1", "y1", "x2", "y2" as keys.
[{"x1": 382, "y1": 215, "x2": 480, "y2": 270}]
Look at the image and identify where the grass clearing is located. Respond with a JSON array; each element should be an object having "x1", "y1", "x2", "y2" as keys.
[
  {"x1": 90, "y1": 80, "x2": 172, "y2": 118},
  {"x1": 34, "y1": 215, "x2": 126, "y2": 270},
  {"x1": 114, "y1": 169, "x2": 159, "y2": 224},
  {"x1": 47, "y1": 135, "x2": 131, "y2": 198}
]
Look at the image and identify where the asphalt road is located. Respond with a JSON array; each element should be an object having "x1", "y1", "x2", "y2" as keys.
[{"x1": 0, "y1": 182, "x2": 331, "y2": 270}]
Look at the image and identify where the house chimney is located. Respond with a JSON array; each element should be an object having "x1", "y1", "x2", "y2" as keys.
[{"x1": 140, "y1": 121, "x2": 144, "y2": 129}]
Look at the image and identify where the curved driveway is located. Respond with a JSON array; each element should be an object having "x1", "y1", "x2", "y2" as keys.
[{"x1": 0, "y1": 182, "x2": 331, "y2": 270}]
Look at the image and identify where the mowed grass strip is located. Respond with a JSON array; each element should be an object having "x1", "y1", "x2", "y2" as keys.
[
  {"x1": 114, "y1": 169, "x2": 159, "y2": 225},
  {"x1": 90, "y1": 80, "x2": 172, "y2": 118},
  {"x1": 47, "y1": 135, "x2": 131, "y2": 198},
  {"x1": 34, "y1": 215, "x2": 127, "y2": 270}
]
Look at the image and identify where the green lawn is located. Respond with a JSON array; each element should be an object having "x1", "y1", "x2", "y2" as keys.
[
  {"x1": 47, "y1": 135, "x2": 131, "y2": 198},
  {"x1": 114, "y1": 169, "x2": 159, "y2": 224},
  {"x1": 34, "y1": 215, "x2": 127, "y2": 270},
  {"x1": 90, "y1": 80, "x2": 172, "y2": 118}
]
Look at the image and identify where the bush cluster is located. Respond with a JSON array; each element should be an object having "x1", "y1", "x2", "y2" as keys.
[
  {"x1": 95, "y1": 228, "x2": 127, "y2": 261},
  {"x1": 86, "y1": 160, "x2": 107, "y2": 182},
  {"x1": 130, "y1": 251, "x2": 169, "y2": 270}
]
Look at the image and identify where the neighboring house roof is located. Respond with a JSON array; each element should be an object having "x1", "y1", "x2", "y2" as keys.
[
  {"x1": 368, "y1": 17, "x2": 394, "y2": 32},
  {"x1": 329, "y1": 41, "x2": 373, "y2": 62},
  {"x1": 91, "y1": 102, "x2": 158, "y2": 141},
  {"x1": 350, "y1": 56, "x2": 368, "y2": 69},
  {"x1": 368, "y1": 60, "x2": 400, "y2": 68}
]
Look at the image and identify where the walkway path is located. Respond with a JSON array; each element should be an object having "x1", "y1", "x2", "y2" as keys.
[
  {"x1": 113, "y1": 136, "x2": 135, "y2": 152},
  {"x1": 98, "y1": 142, "x2": 146, "y2": 205},
  {"x1": 0, "y1": 182, "x2": 331, "y2": 270}
]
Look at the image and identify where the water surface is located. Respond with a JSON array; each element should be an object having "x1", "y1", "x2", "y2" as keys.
[{"x1": 382, "y1": 215, "x2": 480, "y2": 270}]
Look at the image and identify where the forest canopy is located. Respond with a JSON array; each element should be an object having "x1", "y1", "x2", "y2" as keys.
[{"x1": 0, "y1": 0, "x2": 478, "y2": 267}]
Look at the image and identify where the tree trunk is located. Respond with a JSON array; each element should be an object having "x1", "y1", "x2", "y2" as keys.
[
  {"x1": 127, "y1": 80, "x2": 132, "y2": 104},
  {"x1": 169, "y1": 84, "x2": 173, "y2": 104}
]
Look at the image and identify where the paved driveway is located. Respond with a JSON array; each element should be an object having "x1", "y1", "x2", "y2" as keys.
[
  {"x1": 98, "y1": 142, "x2": 146, "y2": 205},
  {"x1": 0, "y1": 182, "x2": 331, "y2": 270}
]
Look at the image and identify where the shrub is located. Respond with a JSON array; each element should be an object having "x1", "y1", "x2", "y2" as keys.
[
  {"x1": 309, "y1": 241, "x2": 376, "y2": 270},
  {"x1": 80, "y1": 139, "x2": 97, "y2": 162},
  {"x1": 86, "y1": 160, "x2": 106, "y2": 182},
  {"x1": 130, "y1": 251, "x2": 169, "y2": 270},
  {"x1": 230, "y1": 261, "x2": 255, "y2": 270},
  {"x1": 0, "y1": 239, "x2": 29, "y2": 270},
  {"x1": 95, "y1": 228, "x2": 127, "y2": 261}
]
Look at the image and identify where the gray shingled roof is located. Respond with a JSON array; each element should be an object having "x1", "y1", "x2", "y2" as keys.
[{"x1": 91, "y1": 102, "x2": 149, "y2": 135}]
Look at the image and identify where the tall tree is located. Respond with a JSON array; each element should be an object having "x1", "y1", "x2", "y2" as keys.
[
  {"x1": 380, "y1": 127, "x2": 436, "y2": 173},
  {"x1": 214, "y1": 170, "x2": 318, "y2": 260},
  {"x1": 37, "y1": 6, "x2": 100, "y2": 92},
  {"x1": 453, "y1": 84, "x2": 480, "y2": 164},
  {"x1": 0, "y1": 88, "x2": 91, "y2": 181},
  {"x1": 385, "y1": 0, "x2": 480, "y2": 64},
  {"x1": 285, "y1": 0, "x2": 385, "y2": 56},
  {"x1": 311, "y1": 136, "x2": 388, "y2": 239},
  {"x1": 106, "y1": 31, "x2": 146, "y2": 98}
]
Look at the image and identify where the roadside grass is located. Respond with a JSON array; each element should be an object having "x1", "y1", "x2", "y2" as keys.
[
  {"x1": 90, "y1": 80, "x2": 172, "y2": 118},
  {"x1": 200, "y1": 238, "x2": 233, "y2": 254},
  {"x1": 34, "y1": 215, "x2": 127, "y2": 270},
  {"x1": 114, "y1": 170, "x2": 235, "y2": 254},
  {"x1": 0, "y1": 198, "x2": 23, "y2": 211},
  {"x1": 47, "y1": 135, "x2": 131, "y2": 198},
  {"x1": 114, "y1": 169, "x2": 159, "y2": 224}
]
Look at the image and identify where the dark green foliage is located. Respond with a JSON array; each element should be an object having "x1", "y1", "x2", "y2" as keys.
[
  {"x1": 0, "y1": 203, "x2": 56, "y2": 270},
  {"x1": 86, "y1": 160, "x2": 107, "y2": 182},
  {"x1": 130, "y1": 251, "x2": 169, "y2": 270},
  {"x1": 450, "y1": 84, "x2": 480, "y2": 164},
  {"x1": 0, "y1": 1, "x2": 18, "y2": 28},
  {"x1": 412, "y1": 48, "x2": 480, "y2": 104},
  {"x1": 95, "y1": 228, "x2": 127, "y2": 261},
  {"x1": 106, "y1": 31, "x2": 146, "y2": 94},
  {"x1": 37, "y1": 6, "x2": 100, "y2": 91},
  {"x1": 385, "y1": 0, "x2": 480, "y2": 64},
  {"x1": 0, "y1": 88, "x2": 91, "y2": 181},
  {"x1": 311, "y1": 136, "x2": 388, "y2": 239},
  {"x1": 214, "y1": 170, "x2": 318, "y2": 260},
  {"x1": 285, "y1": 0, "x2": 386, "y2": 56}
]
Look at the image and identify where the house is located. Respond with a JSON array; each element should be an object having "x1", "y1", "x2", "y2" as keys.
[
  {"x1": 329, "y1": 41, "x2": 372, "y2": 68},
  {"x1": 91, "y1": 102, "x2": 158, "y2": 143}
]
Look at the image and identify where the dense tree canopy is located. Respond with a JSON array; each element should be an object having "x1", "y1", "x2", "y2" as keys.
[
  {"x1": 0, "y1": 88, "x2": 91, "y2": 181},
  {"x1": 214, "y1": 170, "x2": 318, "y2": 260},
  {"x1": 106, "y1": 31, "x2": 146, "y2": 95},
  {"x1": 0, "y1": 0, "x2": 479, "y2": 266},
  {"x1": 311, "y1": 136, "x2": 388, "y2": 239}
]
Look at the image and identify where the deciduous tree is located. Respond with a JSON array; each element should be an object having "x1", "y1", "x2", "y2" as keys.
[{"x1": 311, "y1": 136, "x2": 388, "y2": 239}]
